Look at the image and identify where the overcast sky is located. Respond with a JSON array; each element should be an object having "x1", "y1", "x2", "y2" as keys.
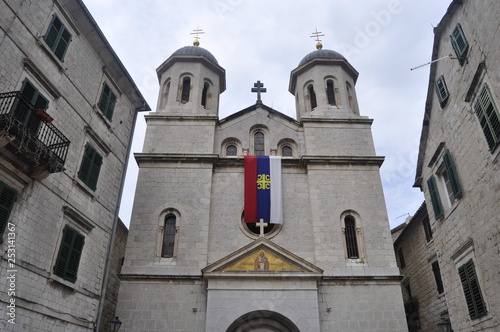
[{"x1": 83, "y1": 0, "x2": 451, "y2": 229}]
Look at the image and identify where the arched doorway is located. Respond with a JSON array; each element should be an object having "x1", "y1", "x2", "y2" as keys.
[{"x1": 226, "y1": 310, "x2": 300, "y2": 332}]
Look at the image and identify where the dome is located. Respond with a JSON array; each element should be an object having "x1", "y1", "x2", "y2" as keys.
[
  {"x1": 298, "y1": 48, "x2": 345, "y2": 66},
  {"x1": 171, "y1": 46, "x2": 219, "y2": 65}
]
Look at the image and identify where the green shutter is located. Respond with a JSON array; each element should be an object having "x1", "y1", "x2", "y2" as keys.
[
  {"x1": 54, "y1": 226, "x2": 85, "y2": 283},
  {"x1": 434, "y1": 76, "x2": 449, "y2": 107},
  {"x1": 427, "y1": 175, "x2": 443, "y2": 219},
  {"x1": 44, "y1": 15, "x2": 71, "y2": 61},
  {"x1": 474, "y1": 84, "x2": 500, "y2": 152},
  {"x1": 0, "y1": 182, "x2": 17, "y2": 242},
  {"x1": 458, "y1": 259, "x2": 487, "y2": 319},
  {"x1": 44, "y1": 16, "x2": 60, "y2": 50},
  {"x1": 98, "y1": 83, "x2": 116, "y2": 121},
  {"x1": 443, "y1": 149, "x2": 462, "y2": 198},
  {"x1": 78, "y1": 144, "x2": 102, "y2": 191},
  {"x1": 451, "y1": 23, "x2": 469, "y2": 63}
]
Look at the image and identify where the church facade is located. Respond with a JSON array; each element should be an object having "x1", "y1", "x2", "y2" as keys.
[{"x1": 116, "y1": 40, "x2": 407, "y2": 331}]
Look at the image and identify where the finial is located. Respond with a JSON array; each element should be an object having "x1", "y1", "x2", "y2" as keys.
[
  {"x1": 310, "y1": 28, "x2": 325, "y2": 50},
  {"x1": 191, "y1": 26, "x2": 205, "y2": 47}
]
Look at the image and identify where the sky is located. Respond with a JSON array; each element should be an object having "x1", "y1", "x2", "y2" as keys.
[{"x1": 82, "y1": 0, "x2": 452, "y2": 229}]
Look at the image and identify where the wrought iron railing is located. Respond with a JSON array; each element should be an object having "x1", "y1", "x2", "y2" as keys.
[{"x1": 0, "y1": 91, "x2": 70, "y2": 172}]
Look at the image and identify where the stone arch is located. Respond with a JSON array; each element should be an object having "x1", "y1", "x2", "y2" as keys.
[
  {"x1": 226, "y1": 310, "x2": 300, "y2": 332},
  {"x1": 221, "y1": 137, "x2": 242, "y2": 157},
  {"x1": 277, "y1": 138, "x2": 298, "y2": 158}
]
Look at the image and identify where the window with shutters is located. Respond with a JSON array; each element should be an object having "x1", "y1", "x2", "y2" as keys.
[
  {"x1": 432, "y1": 261, "x2": 444, "y2": 294},
  {"x1": 98, "y1": 83, "x2": 117, "y2": 121},
  {"x1": 427, "y1": 149, "x2": 462, "y2": 219},
  {"x1": 54, "y1": 225, "x2": 85, "y2": 283},
  {"x1": 451, "y1": 23, "x2": 468, "y2": 65},
  {"x1": 44, "y1": 15, "x2": 72, "y2": 62},
  {"x1": 474, "y1": 83, "x2": 500, "y2": 153},
  {"x1": 435, "y1": 75, "x2": 449, "y2": 108},
  {"x1": 0, "y1": 181, "x2": 17, "y2": 243},
  {"x1": 161, "y1": 215, "x2": 177, "y2": 258},
  {"x1": 77, "y1": 144, "x2": 103, "y2": 191},
  {"x1": 458, "y1": 259, "x2": 487, "y2": 319},
  {"x1": 13, "y1": 79, "x2": 49, "y2": 135}
]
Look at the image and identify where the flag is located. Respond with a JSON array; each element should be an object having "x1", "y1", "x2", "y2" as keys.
[{"x1": 244, "y1": 156, "x2": 282, "y2": 224}]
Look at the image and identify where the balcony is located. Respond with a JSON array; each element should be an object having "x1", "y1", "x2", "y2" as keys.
[{"x1": 0, "y1": 91, "x2": 70, "y2": 179}]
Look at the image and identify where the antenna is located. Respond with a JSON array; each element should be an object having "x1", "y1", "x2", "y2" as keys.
[{"x1": 396, "y1": 213, "x2": 412, "y2": 224}]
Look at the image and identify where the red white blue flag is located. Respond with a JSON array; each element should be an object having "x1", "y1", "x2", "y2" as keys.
[{"x1": 244, "y1": 156, "x2": 282, "y2": 224}]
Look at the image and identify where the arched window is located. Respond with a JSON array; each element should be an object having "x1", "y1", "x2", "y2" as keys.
[
  {"x1": 308, "y1": 84, "x2": 317, "y2": 110},
  {"x1": 226, "y1": 145, "x2": 237, "y2": 156},
  {"x1": 254, "y1": 132, "x2": 265, "y2": 156},
  {"x1": 344, "y1": 216, "x2": 359, "y2": 259},
  {"x1": 161, "y1": 215, "x2": 176, "y2": 258},
  {"x1": 201, "y1": 82, "x2": 209, "y2": 108},
  {"x1": 326, "y1": 80, "x2": 336, "y2": 105},
  {"x1": 181, "y1": 77, "x2": 191, "y2": 103},
  {"x1": 282, "y1": 146, "x2": 292, "y2": 157}
]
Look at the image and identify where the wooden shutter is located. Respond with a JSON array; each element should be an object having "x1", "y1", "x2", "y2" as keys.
[
  {"x1": 474, "y1": 84, "x2": 500, "y2": 152},
  {"x1": 44, "y1": 16, "x2": 60, "y2": 50},
  {"x1": 427, "y1": 175, "x2": 443, "y2": 219},
  {"x1": 451, "y1": 23, "x2": 468, "y2": 63},
  {"x1": 443, "y1": 149, "x2": 462, "y2": 198},
  {"x1": 44, "y1": 16, "x2": 72, "y2": 61},
  {"x1": 78, "y1": 144, "x2": 102, "y2": 191},
  {"x1": 0, "y1": 182, "x2": 17, "y2": 241},
  {"x1": 458, "y1": 259, "x2": 487, "y2": 319},
  {"x1": 434, "y1": 76, "x2": 449, "y2": 107},
  {"x1": 98, "y1": 83, "x2": 116, "y2": 120},
  {"x1": 54, "y1": 226, "x2": 85, "y2": 283}
]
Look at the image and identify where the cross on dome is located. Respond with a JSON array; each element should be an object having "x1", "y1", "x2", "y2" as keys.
[
  {"x1": 191, "y1": 26, "x2": 205, "y2": 47},
  {"x1": 310, "y1": 28, "x2": 325, "y2": 50}
]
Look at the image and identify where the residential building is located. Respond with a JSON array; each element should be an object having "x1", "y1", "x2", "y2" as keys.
[
  {"x1": 0, "y1": 1, "x2": 149, "y2": 331},
  {"x1": 402, "y1": 0, "x2": 500, "y2": 330}
]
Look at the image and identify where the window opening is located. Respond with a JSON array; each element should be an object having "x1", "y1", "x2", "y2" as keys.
[{"x1": 181, "y1": 77, "x2": 191, "y2": 102}]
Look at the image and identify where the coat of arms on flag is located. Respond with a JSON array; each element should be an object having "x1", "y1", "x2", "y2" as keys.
[{"x1": 244, "y1": 156, "x2": 283, "y2": 224}]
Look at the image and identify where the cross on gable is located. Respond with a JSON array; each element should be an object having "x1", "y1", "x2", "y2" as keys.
[
  {"x1": 256, "y1": 219, "x2": 268, "y2": 237},
  {"x1": 251, "y1": 81, "x2": 267, "y2": 104}
]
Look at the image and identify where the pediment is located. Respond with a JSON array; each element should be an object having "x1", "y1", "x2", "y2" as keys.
[{"x1": 203, "y1": 238, "x2": 323, "y2": 278}]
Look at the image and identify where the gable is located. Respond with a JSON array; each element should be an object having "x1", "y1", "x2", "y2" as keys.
[{"x1": 203, "y1": 238, "x2": 323, "y2": 277}]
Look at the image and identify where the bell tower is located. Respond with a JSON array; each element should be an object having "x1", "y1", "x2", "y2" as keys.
[
  {"x1": 289, "y1": 32, "x2": 360, "y2": 121},
  {"x1": 143, "y1": 32, "x2": 226, "y2": 154}
]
